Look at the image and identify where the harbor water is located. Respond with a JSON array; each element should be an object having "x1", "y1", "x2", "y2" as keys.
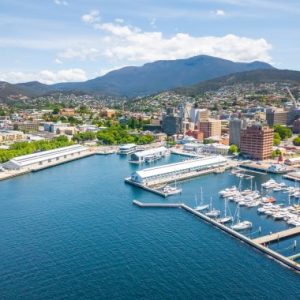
[{"x1": 0, "y1": 154, "x2": 300, "y2": 299}]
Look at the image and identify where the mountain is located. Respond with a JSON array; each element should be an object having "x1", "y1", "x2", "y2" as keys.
[
  {"x1": 175, "y1": 69, "x2": 300, "y2": 96},
  {"x1": 51, "y1": 56, "x2": 274, "y2": 97},
  {"x1": 0, "y1": 55, "x2": 274, "y2": 99}
]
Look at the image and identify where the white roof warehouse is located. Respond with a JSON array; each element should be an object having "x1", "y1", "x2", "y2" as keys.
[
  {"x1": 3, "y1": 145, "x2": 88, "y2": 170},
  {"x1": 130, "y1": 156, "x2": 227, "y2": 184}
]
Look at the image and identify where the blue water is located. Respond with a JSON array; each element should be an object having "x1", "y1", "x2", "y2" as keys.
[{"x1": 0, "y1": 154, "x2": 299, "y2": 299}]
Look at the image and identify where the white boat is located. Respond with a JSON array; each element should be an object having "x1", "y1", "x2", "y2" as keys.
[
  {"x1": 205, "y1": 197, "x2": 220, "y2": 218},
  {"x1": 231, "y1": 220, "x2": 252, "y2": 231},
  {"x1": 163, "y1": 181, "x2": 182, "y2": 196},
  {"x1": 217, "y1": 199, "x2": 233, "y2": 224},
  {"x1": 194, "y1": 187, "x2": 209, "y2": 211},
  {"x1": 231, "y1": 205, "x2": 252, "y2": 231}
]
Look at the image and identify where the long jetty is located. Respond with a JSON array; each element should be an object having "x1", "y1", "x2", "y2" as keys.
[
  {"x1": 133, "y1": 200, "x2": 300, "y2": 272},
  {"x1": 253, "y1": 227, "x2": 300, "y2": 244}
]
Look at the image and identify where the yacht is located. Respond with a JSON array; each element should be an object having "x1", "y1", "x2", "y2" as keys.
[
  {"x1": 205, "y1": 197, "x2": 220, "y2": 218},
  {"x1": 162, "y1": 182, "x2": 182, "y2": 196},
  {"x1": 217, "y1": 199, "x2": 233, "y2": 224},
  {"x1": 231, "y1": 205, "x2": 252, "y2": 231},
  {"x1": 194, "y1": 188, "x2": 209, "y2": 211}
]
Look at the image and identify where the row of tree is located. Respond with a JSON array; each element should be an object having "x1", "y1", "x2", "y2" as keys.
[{"x1": 0, "y1": 136, "x2": 72, "y2": 163}]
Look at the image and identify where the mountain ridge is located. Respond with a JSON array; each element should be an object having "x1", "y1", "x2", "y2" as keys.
[{"x1": 0, "y1": 55, "x2": 274, "y2": 98}]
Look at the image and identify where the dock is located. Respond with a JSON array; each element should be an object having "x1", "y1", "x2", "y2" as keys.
[
  {"x1": 253, "y1": 227, "x2": 300, "y2": 244},
  {"x1": 283, "y1": 172, "x2": 300, "y2": 182},
  {"x1": 289, "y1": 253, "x2": 300, "y2": 261},
  {"x1": 132, "y1": 200, "x2": 182, "y2": 207},
  {"x1": 133, "y1": 200, "x2": 300, "y2": 272}
]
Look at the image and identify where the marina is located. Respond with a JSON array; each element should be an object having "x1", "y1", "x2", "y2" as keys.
[{"x1": 133, "y1": 200, "x2": 300, "y2": 272}]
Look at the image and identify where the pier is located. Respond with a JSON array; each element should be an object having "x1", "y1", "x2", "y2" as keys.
[
  {"x1": 253, "y1": 227, "x2": 300, "y2": 244},
  {"x1": 133, "y1": 200, "x2": 300, "y2": 272},
  {"x1": 132, "y1": 200, "x2": 182, "y2": 207}
]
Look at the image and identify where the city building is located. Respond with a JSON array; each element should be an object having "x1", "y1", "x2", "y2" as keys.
[
  {"x1": 288, "y1": 108, "x2": 300, "y2": 125},
  {"x1": 186, "y1": 130, "x2": 204, "y2": 142},
  {"x1": 199, "y1": 119, "x2": 221, "y2": 138},
  {"x1": 13, "y1": 121, "x2": 39, "y2": 132},
  {"x1": 59, "y1": 108, "x2": 75, "y2": 117},
  {"x1": 162, "y1": 114, "x2": 182, "y2": 135},
  {"x1": 229, "y1": 118, "x2": 247, "y2": 147},
  {"x1": 0, "y1": 130, "x2": 24, "y2": 143},
  {"x1": 101, "y1": 109, "x2": 116, "y2": 118},
  {"x1": 293, "y1": 118, "x2": 300, "y2": 133},
  {"x1": 266, "y1": 108, "x2": 288, "y2": 126},
  {"x1": 2, "y1": 145, "x2": 89, "y2": 170},
  {"x1": 240, "y1": 125, "x2": 274, "y2": 160}
]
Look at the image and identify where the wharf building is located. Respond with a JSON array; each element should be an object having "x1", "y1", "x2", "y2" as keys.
[
  {"x1": 240, "y1": 125, "x2": 274, "y2": 160},
  {"x1": 2, "y1": 145, "x2": 89, "y2": 170},
  {"x1": 129, "y1": 146, "x2": 169, "y2": 163},
  {"x1": 130, "y1": 156, "x2": 227, "y2": 185},
  {"x1": 199, "y1": 119, "x2": 221, "y2": 139}
]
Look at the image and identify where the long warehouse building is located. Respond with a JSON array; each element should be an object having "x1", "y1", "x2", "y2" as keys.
[
  {"x1": 130, "y1": 156, "x2": 227, "y2": 185},
  {"x1": 2, "y1": 144, "x2": 90, "y2": 170}
]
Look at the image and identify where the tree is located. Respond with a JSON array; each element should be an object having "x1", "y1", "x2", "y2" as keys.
[
  {"x1": 52, "y1": 107, "x2": 60, "y2": 115},
  {"x1": 293, "y1": 137, "x2": 300, "y2": 146},
  {"x1": 228, "y1": 144, "x2": 239, "y2": 154},
  {"x1": 273, "y1": 132, "x2": 281, "y2": 146},
  {"x1": 274, "y1": 125, "x2": 292, "y2": 140},
  {"x1": 271, "y1": 149, "x2": 282, "y2": 159}
]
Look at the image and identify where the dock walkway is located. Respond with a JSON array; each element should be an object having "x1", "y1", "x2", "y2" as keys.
[{"x1": 253, "y1": 227, "x2": 300, "y2": 244}]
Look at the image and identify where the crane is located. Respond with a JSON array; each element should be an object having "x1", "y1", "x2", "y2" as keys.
[{"x1": 285, "y1": 86, "x2": 298, "y2": 108}]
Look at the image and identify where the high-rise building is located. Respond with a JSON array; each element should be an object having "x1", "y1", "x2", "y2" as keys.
[
  {"x1": 266, "y1": 108, "x2": 288, "y2": 126},
  {"x1": 199, "y1": 119, "x2": 221, "y2": 138},
  {"x1": 229, "y1": 118, "x2": 248, "y2": 147},
  {"x1": 240, "y1": 125, "x2": 273, "y2": 160},
  {"x1": 162, "y1": 114, "x2": 182, "y2": 135}
]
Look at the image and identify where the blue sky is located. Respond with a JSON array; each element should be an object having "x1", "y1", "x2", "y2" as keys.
[{"x1": 0, "y1": 0, "x2": 299, "y2": 84}]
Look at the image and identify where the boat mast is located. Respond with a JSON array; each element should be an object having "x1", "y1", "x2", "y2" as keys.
[{"x1": 200, "y1": 187, "x2": 203, "y2": 205}]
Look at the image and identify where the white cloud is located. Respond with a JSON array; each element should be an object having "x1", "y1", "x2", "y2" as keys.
[
  {"x1": 61, "y1": 14, "x2": 272, "y2": 64},
  {"x1": 59, "y1": 47, "x2": 100, "y2": 60},
  {"x1": 54, "y1": 0, "x2": 68, "y2": 6},
  {"x1": 54, "y1": 58, "x2": 63, "y2": 64},
  {"x1": 0, "y1": 68, "x2": 87, "y2": 84},
  {"x1": 82, "y1": 10, "x2": 100, "y2": 24},
  {"x1": 215, "y1": 9, "x2": 226, "y2": 16}
]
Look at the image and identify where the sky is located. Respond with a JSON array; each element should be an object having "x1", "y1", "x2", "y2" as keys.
[{"x1": 0, "y1": 0, "x2": 299, "y2": 84}]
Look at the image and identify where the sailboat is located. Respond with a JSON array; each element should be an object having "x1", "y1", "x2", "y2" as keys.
[
  {"x1": 163, "y1": 179, "x2": 182, "y2": 196},
  {"x1": 205, "y1": 197, "x2": 220, "y2": 218},
  {"x1": 194, "y1": 187, "x2": 209, "y2": 211},
  {"x1": 231, "y1": 205, "x2": 252, "y2": 231},
  {"x1": 217, "y1": 198, "x2": 233, "y2": 224}
]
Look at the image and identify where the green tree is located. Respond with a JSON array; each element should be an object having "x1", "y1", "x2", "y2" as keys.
[
  {"x1": 274, "y1": 125, "x2": 292, "y2": 140},
  {"x1": 228, "y1": 144, "x2": 239, "y2": 154},
  {"x1": 273, "y1": 132, "x2": 281, "y2": 146},
  {"x1": 271, "y1": 149, "x2": 282, "y2": 159},
  {"x1": 293, "y1": 137, "x2": 300, "y2": 146}
]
